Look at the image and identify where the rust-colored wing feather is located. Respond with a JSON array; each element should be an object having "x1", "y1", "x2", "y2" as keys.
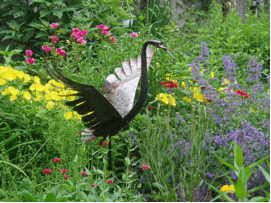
[
  {"x1": 44, "y1": 58, "x2": 122, "y2": 138},
  {"x1": 103, "y1": 47, "x2": 154, "y2": 116}
]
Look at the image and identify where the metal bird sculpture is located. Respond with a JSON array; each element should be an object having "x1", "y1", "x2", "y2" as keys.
[{"x1": 45, "y1": 40, "x2": 177, "y2": 169}]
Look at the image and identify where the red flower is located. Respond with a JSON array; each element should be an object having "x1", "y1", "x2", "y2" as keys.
[
  {"x1": 42, "y1": 45, "x2": 52, "y2": 52},
  {"x1": 54, "y1": 158, "x2": 61, "y2": 163},
  {"x1": 236, "y1": 90, "x2": 249, "y2": 99},
  {"x1": 60, "y1": 168, "x2": 67, "y2": 174},
  {"x1": 106, "y1": 179, "x2": 114, "y2": 184},
  {"x1": 63, "y1": 175, "x2": 69, "y2": 179},
  {"x1": 26, "y1": 58, "x2": 35, "y2": 64},
  {"x1": 141, "y1": 164, "x2": 150, "y2": 171},
  {"x1": 51, "y1": 36, "x2": 59, "y2": 42},
  {"x1": 81, "y1": 171, "x2": 87, "y2": 177},
  {"x1": 98, "y1": 145, "x2": 102, "y2": 148},
  {"x1": 159, "y1": 81, "x2": 178, "y2": 88},
  {"x1": 50, "y1": 23, "x2": 59, "y2": 29},
  {"x1": 147, "y1": 107, "x2": 153, "y2": 111},
  {"x1": 25, "y1": 50, "x2": 33, "y2": 57},
  {"x1": 102, "y1": 141, "x2": 108, "y2": 146},
  {"x1": 128, "y1": 171, "x2": 134, "y2": 174},
  {"x1": 110, "y1": 37, "x2": 116, "y2": 44},
  {"x1": 56, "y1": 48, "x2": 66, "y2": 55},
  {"x1": 91, "y1": 184, "x2": 95, "y2": 187},
  {"x1": 43, "y1": 168, "x2": 52, "y2": 175},
  {"x1": 132, "y1": 156, "x2": 136, "y2": 159},
  {"x1": 91, "y1": 136, "x2": 97, "y2": 141}
]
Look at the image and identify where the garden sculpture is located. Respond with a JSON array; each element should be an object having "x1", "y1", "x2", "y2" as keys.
[{"x1": 45, "y1": 40, "x2": 178, "y2": 169}]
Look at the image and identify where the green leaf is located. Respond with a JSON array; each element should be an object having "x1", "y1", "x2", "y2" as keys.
[
  {"x1": 32, "y1": 0, "x2": 52, "y2": 7},
  {"x1": 213, "y1": 152, "x2": 238, "y2": 171},
  {"x1": 21, "y1": 191, "x2": 38, "y2": 202},
  {"x1": 247, "y1": 182, "x2": 269, "y2": 194},
  {"x1": 53, "y1": 10, "x2": 63, "y2": 19},
  {"x1": 258, "y1": 165, "x2": 270, "y2": 183},
  {"x1": 249, "y1": 156, "x2": 269, "y2": 169},
  {"x1": 40, "y1": 9, "x2": 51, "y2": 18},
  {"x1": 152, "y1": 182, "x2": 165, "y2": 190},
  {"x1": 248, "y1": 196, "x2": 270, "y2": 202},
  {"x1": 234, "y1": 143, "x2": 244, "y2": 168},
  {"x1": 235, "y1": 171, "x2": 246, "y2": 200},
  {"x1": 35, "y1": 32, "x2": 47, "y2": 39},
  {"x1": 50, "y1": 185, "x2": 59, "y2": 195},
  {"x1": 45, "y1": 193, "x2": 57, "y2": 202},
  {"x1": 97, "y1": 169, "x2": 104, "y2": 174},
  {"x1": 207, "y1": 183, "x2": 235, "y2": 202},
  {"x1": 74, "y1": 154, "x2": 78, "y2": 162}
]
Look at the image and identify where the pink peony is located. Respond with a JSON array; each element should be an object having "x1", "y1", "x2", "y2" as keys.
[
  {"x1": 141, "y1": 164, "x2": 150, "y2": 171},
  {"x1": 51, "y1": 36, "x2": 59, "y2": 42},
  {"x1": 110, "y1": 37, "x2": 116, "y2": 44},
  {"x1": 81, "y1": 30, "x2": 88, "y2": 36},
  {"x1": 43, "y1": 168, "x2": 52, "y2": 175},
  {"x1": 96, "y1": 24, "x2": 109, "y2": 31},
  {"x1": 26, "y1": 58, "x2": 35, "y2": 64},
  {"x1": 25, "y1": 50, "x2": 33, "y2": 57},
  {"x1": 77, "y1": 38, "x2": 87, "y2": 44},
  {"x1": 42, "y1": 45, "x2": 52, "y2": 52},
  {"x1": 106, "y1": 179, "x2": 114, "y2": 184},
  {"x1": 50, "y1": 23, "x2": 59, "y2": 29},
  {"x1": 54, "y1": 158, "x2": 61, "y2": 163},
  {"x1": 56, "y1": 48, "x2": 66, "y2": 55},
  {"x1": 60, "y1": 169, "x2": 67, "y2": 174},
  {"x1": 81, "y1": 171, "x2": 87, "y2": 176},
  {"x1": 130, "y1": 32, "x2": 138, "y2": 38},
  {"x1": 71, "y1": 32, "x2": 78, "y2": 38},
  {"x1": 63, "y1": 175, "x2": 69, "y2": 179},
  {"x1": 73, "y1": 28, "x2": 81, "y2": 33}
]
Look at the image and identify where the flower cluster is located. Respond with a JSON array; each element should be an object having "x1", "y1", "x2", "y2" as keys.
[
  {"x1": 96, "y1": 24, "x2": 116, "y2": 43},
  {"x1": 235, "y1": 89, "x2": 249, "y2": 99},
  {"x1": 25, "y1": 50, "x2": 35, "y2": 64},
  {"x1": 159, "y1": 81, "x2": 178, "y2": 88},
  {"x1": 71, "y1": 28, "x2": 88, "y2": 44},
  {"x1": 220, "y1": 184, "x2": 235, "y2": 192},
  {"x1": 155, "y1": 93, "x2": 176, "y2": 106}
]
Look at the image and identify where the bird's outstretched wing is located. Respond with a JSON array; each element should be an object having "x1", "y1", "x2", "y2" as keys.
[
  {"x1": 103, "y1": 47, "x2": 154, "y2": 116},
  {"x1": 44, "y1": 57, "x2": 122, "y2": 138}
]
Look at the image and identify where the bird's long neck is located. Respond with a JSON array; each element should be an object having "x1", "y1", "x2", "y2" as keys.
[{"x1": 123, "y1": 41, "x2": 150, "y2": 122}]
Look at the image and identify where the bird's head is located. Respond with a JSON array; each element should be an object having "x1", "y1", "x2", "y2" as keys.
[{"x1": 148, "y1": 40, "x2": 180, "y2": 60}]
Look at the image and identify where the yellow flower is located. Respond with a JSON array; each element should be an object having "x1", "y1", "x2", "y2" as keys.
[
  {"x1": 188, "y1": 67, "x2": 192, "y2": 72},
  {"x1": 219, "y1": 87, "x2": 227, "y2": 92},
  {"x1": 181, "y1": 81, "x2": 186, "y2": 89},
  {"x1": 193, "y1": 91, "x2": 204, "y2": 102},
  {"x1": 2, "y1": 88, "x2": 10, "y2": 95},
  {"x1": 46, "y1": 101, "x2": 54, "y2": 110},
  {"x1": 0, "y1": 78, "x2": 8, "y2": 85},
  {"x1": 48, "y1": 80, "x2": 65, "y2": 89},
  {"x1": 165, "y1": 73, "x2": 177, "y2": 83},
  {"x1": 34, "y1": 76, "x2": 40, "y2": 83},
  {"x1": 15, "y1": 70, "x2": 25, "y2": 79},
  {"x1": 45, "y1": 92, "x2": 61, "y2": 101},
  {"x1": 182, "y1": 97, "x2": 192, "y2": 103},
  {"x1": 30, "y1": 83, "x2": 45, "y2": 92},
  {"x1": 155, "y1": 93, "x2": 176, "y2": 106},
  {"x1": 10, "y1": 95, "x2": 17, "y2": 101},
  {"x1": 211, "y1": 72, "x2": 214, "y2": 78},
  {"x1": 34, "y1": 92, "x2": 43, "y2": 101},
  {"x1": 220, "y1": 184, "x2": 235, "y2": 193},
  {"x1": 23, "y1": 91, "x2": 31, "y2": 100},
  {"x1": 8, "y1": 87, "x2": 19, "y2": 96},
  {"x1": 268, "y1": 89, "x2": 270, "y2": 95},
  {"x1": 23, "y1": 74, "x2": 31, "y2": 83},
  {"x1": 64, "y1": 111, "x2": 73, "y2": 120}
]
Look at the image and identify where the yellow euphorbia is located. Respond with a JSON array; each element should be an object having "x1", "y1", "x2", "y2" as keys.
[{"x1": 155, "y1": 93, "x2": 176, "y2": 106}]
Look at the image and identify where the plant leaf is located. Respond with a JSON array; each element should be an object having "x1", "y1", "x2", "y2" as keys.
[
  {"x1": 45, "y1": 193, "x2": 57, "y2": 202},
  {"x1": 212, "y1": 152, "x2": 238, "y2": 171},
  {"x1": 258, "y1": 165, "x2": 270, "y2": 183}
]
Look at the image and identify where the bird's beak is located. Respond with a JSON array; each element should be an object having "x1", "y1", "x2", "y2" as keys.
[{"x1": 159, "y1": 44, "x2": 180, "y2": 60}]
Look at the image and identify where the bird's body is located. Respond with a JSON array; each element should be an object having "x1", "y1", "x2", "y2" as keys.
[{"x1": 45, "y1": 40, "x2": 177, "y2": 169}]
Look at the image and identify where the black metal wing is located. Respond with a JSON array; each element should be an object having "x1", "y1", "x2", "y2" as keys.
[{"x1": 44, "y1": 57, "x2": 122, "y2": 138}]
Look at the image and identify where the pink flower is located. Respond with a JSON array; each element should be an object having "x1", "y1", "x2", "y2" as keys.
[
  {"x1": 26, "y1": 58, "x2": 35, "y2": 64},
  {"x1": 91, "y1": 184, "x2": 95, "y2": 187},
  {"x1": 43, "y1": 168, "x2": 52, "y2": 175},
  {"x1": 130, "y1": 32, "x2": 138, "y2": 38},
  {"x1": 42, "y1": 45, "x2": 52, "y2": 52},
  {"x1": 110, "y1": 37, "x2": 116, "y2": 44},
  {"x1": 50, "y1": 23, "x2": 59, "y2": 29},
  {"x1": 73, "y1": 28, "x2": 81, "y2": 33},
  {"x1": 51, "y1": 36, "x2": 59, "y2": 42},
  {"x1": 77, "y1": 38, "x2": 87, "y2": 44},
  {"x1": 63, "y1": 175, "x2": 69, "y2": 179},
  {"x1": 81, "y1": 171, "x2": 87, "y2": 176},
  {"x1": 71, "y1": 32, "x2": 77, "y2": 38},
  {"x1": 102, "y1": 141, "x2": 108, "y2": 146},
  {"x1": 141, "y1": 164, "x2": 150, "y2": 171},
  {"x1": 60, "y1": 169, "x2": 67, "y2": 174},
  {"x1": 91, "y1": 136, "x2": 97, "y2": 141},
  {"x1": 96, "y1": 24, "x2": 109, "y2": 31},
  {"x1": 54, "y1": 158, "x2": 61, "y2": 163},
  {"x1": 56, "y1": 48, "x2": 66, "y2": 55},
  {"x1": 102, "y1": 30, "x2": 111, "y2": 35},
  {"x1": 81, "y1": 30, "x2": 88, "y2": 36},
  {"x1": 25, "y1": 50, "x2": 33, "y2": 57},
  {"x1": 106, "y1": 179, "x2": 114, "y2": 184},
  {"x1": 128, "y1": 171, "x2": 134, "y2": 174}
]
